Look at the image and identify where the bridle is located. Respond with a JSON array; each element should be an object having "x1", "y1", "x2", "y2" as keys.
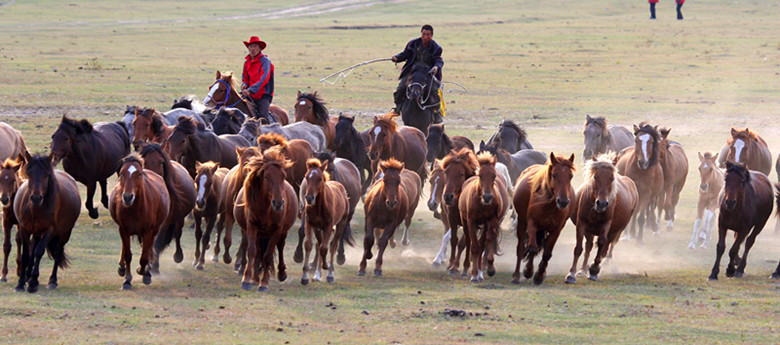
[
  {"x1": 205, "y1": 79, "x2": 243, "y2": 109},
  {"x1": 405, "y1": 71, "x2": 440, "y2": 111}
]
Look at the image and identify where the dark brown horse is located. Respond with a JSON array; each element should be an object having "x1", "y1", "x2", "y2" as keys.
[
  {"x1": 615, "y1": 123, "x2": 665, "y2": 243},
  {"x1": 294, "y1": 91, "x2": 338, "y2": 150},
  {"x1": 689, "y1": 152, "x2": 723, "y2": 249},
  {"x1": 109, "y1": 155, "x2": 171, "y2": 289},
  {"x1": 50, "y1": 115, "x2": 130, "y2": 219},
  {"x1": 718, "y1": 127, "x2": 772, "y2": 175},
  {"x1": 211, "y1": 107, "x2": 246, "y2": 135},
  {"x1": 192, "y1": 161, "x2": 228, "y2": 270},
  {"x1": 13, "y1": 154, "x2": 81, "y2": 292},
  {"x1": 131, "y1": 107, "x2": 174, "y2": 150},
  {"x1": 219, "y1": 146, "x2": 263, "y2": 270},
  {"x1": 163, "y1": 116, "x2": 250, "y2": 177},
  {"x1": 425, "y1": 124, "x2": 474, "y2": 168},
  {"x1": 709, "y1": 162, "x2": 773, "y2": 280},
  {"x1": 234, "y1": 148, "x2": 298, "y2": 291},
  {"x1": 257, "y1": 133, "x2": 314, "y2": 194},
  {"x1": 581, "y1": 115, "x2": 633, "y2": 162},
  {"x1": 300, "y1": 158, "x2": 350, "y2": 285},
  {"x1": 0, "y1": 122, "x2": 30, "y2": 164},
  {"x1": 512, "y1": 152, "x2": 575, "y2": 285},
  {"x1": 359, "y1": 159, "x2": 421, "y2": 276},
  {"x1": 440, "y1": 148, "x2": 479, "y2": 275},
  {"x1": 0, "y1": 159, "x2": 23, "y2": 282},
  {"x1": 333, "y1": 115, "x2": 372, "y2": 192},
  {"x1": 656, "y1": 127, "x2": 688, "y2": 232},
  {"x1": 368, "y1": 112, "x2": 428, "y2": 185},
  {"x1": 486, "y1": 120, "x2": 533, "y2": 153},
  {"x1": 566, "y1": 154, "x2": 638, "y2": 284},
  {"x1": 459, "y1": 152, "x2": 509, "y2": 282},
  {"x1": 138, "y1": 144, "x2": 196, "y2": 270},
  {"x1": 203, "y1": 71, "x2": 289, "y2": 124}
]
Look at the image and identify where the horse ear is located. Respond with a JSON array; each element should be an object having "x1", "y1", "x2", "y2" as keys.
[
  {"x1": 313, "y1": 91, "x2": 318, "y2": 97},
  {"x1": 591, "y1": 154, "x2": 598, "y2": 162},
  {"x1": 586, "y1": 114, "x2": 592, "y2": 122},
  {"x1": 373, "y1": 115, "x2": 379, "y2": 124},
  {"x1": 479, "y1": 140, "x2": 486, "y2": 151},
  {"x1": 297, "y1": 90, "x2": 302, "y2": 98},
  {"x1": 236, "y1": 146, "x2": 246, "y2": 157},
  {"x1": 698, "y1": 152, "x2": 704, "y2": 161},
  {"x1": 195, "y1": 161, "x2": 202, "y2": 171},
  {"x1": 633, "y1": 124, "x2": 640, "y2": 133},
  {"x1": 399, "y1": 162, "x2": 405, "y2": 170},
  {"x1": 712, "y1": 152, "x2": 718, "y2": 161},
  {"x1": 569, "y1": 154, "x2": 575, "y2": 163},
  {"x1": 216, "y1": 70, "x2": 221, "y2": 79},
  {"x1": 549, "y1": 152, "x2": 557, "y2": 164},
  {"x1": 730, "y1": 128, "x2": 738, "y2": 137}
]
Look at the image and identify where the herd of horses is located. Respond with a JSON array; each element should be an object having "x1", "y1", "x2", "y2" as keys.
[{"x1": 3, "y1": 83, "x2": 780, "y2": 292}]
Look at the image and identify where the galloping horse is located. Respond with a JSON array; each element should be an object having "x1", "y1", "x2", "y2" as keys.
[
  {"x1": 0, "y1": 122, "x2": 29, "y2": 163},
  {"x1": 258, "y1": 122, "x2": 328, "y2": 152},
  {"x1": 163, "y1": 116, "x2": 250, "y2": 177},
  {"x1": 109, "y1": 155, "x2": 170, "y2": 290},
  {"x1": 256, "y1": 133, "x2": 314, "y2": 193},
  {"x1": 50, "y1": 116, "x2": 130, "y2": 219},
  {"x1": 123, "y1": 105, "x2": 211, "y2": 139},
  {"x1": 717, "y1": 127, "x2": 772, "y2": 175},
  {"x1": 440, "y1": 148, "x2": 479, "y2": 275},
  {"x1": 566, "y1": 154, "x2": 637, "y2": 284},
  {"x1": 708, "y1": 162, "x2": 773, "y2": 280},
  {"x1": 689, "y1": 152, "x2": 723, "y2": 250},
  {"x1": 359, "y1": 159, "x2": 421, "y2": 276},
  {"x1": 0, "y1": 159, "x2": 23, "y2": 282},
  {"x1": 460, "y1": 152, "x2": 509, "y2": 282},
  {"x1": 368, "y1": 112, "x2": 428, "y2": 185},
  {"x1": 478, "y1": 140, "x2": 546, "y2": 184},
  {"x1": 300, "y1": 158, "x2": 350, "y2": 285},
  {"x1": 234, "y1": 148, "x2": 298, "y2": 291},
  {"x1": 219, "y1": 146, "x2": 263, "y2": 269},
  {"x1": 486, "y1": 120, "x2": 533, "y2": 153},
  {"x1": 512, "y1": 152, "x2": 575, "y2": 285},
  {"x1": 203, "y1": 71, "x2": 289, "y2": 124},
  {"x1": 131, "y1": 107, "x2": 174, "y2": 150},
  {"x1": 656, "y1": 127, "x2": 688, "y2": 232},
  {"x1": 294, "y1": 91, "x2": 338, "y2": 150},
  {"x1": 425, "y1": 124, "x2": 474, "y2": 168},
  {"x1": 334, "y1": 115, "x2": 372, "y2": 192},
  {"x1": 13, "y1": 154, "x2": 81, "y2": 292},
  {"x1": 237, "y1": 117, "x2": 263, "y2": 144},
  {"x1": 581, "y1": 115, "x2": 633, "y2": 162},
  {"x1": 211, "y1": 107, "x2": 246, "y2": 135},
  {"x1": 192, "y1": 161, "x2": 228, "y2": 270},
  {"x1": 399, "y1": 63, "x2": 439, "y2": 136},
  {"x1": 616, "y1": 123, "x2": 665, "y2": 243},
  {"x1": 138, "y1": 144, "x2": 196, "y2": 269}
]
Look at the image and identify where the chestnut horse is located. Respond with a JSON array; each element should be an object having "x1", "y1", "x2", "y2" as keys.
[
  {"x1": 0, "y1": 122, "x2": 29, "y2": 164},
  {"x1": 50, "y1": 115, "x2": 130, "y2": 219},
  {"x1": 109, "y1": 155, "x2": 171, "y2": 289},
  {"x1": 0, "y1": 159, "x2": 24, "y2": 282},
  {"x1": 717, "y1": 127, "x2": 772, "y2": 175},
  {"x1": 616, "y1": 123, "x2": 665, "y2": 243},
  {"x1": 203, "y1": 71, "x2": 289, "y2": 124},
  {"x1": 192, "y1": 161, "x2": 228, "y2": 270},
  {"x1": 512, "y1": 152, "x2": 575, "y2": 285},
  {"x1": 138, "y1": 144, "x2": 196, "y2": 270},
  {"x1": 13, "y1": 154, "x2": 81, "y2": 293},
  {"x1": 219, "y1": 146, "x2": 263, "y2": 270},
  {"x1": 300, "y1": 158, "x2": 350, "y2": 285},
  {"x1": 566, "y1": 154, "x2": 638, "y2": 284},
  {"x1": 368, "y1": 112, "x2": 428, "y2": 186},
  {"x1": 163, "y1": 116, "x2": 250, "y2": 177},
  {"x1": 460, "y1": 152, "x2": 509, "y2": 282},
  {"x1": 425, "y1": 124, "x2": 474, "y2": 169},
  {"x1": 256, "y1": 133, "x2": 314, "y2": 194},
  {"x1": 294, "y1": 91, "x2": 338, "y2": 150},
  {"x1": 655, "y1": 127, "x2": 688, "y2": 232},
  {"x1": 234, "y1": 148, "x2": 298, "y2": 291},
  {"x1": 689, "y1": 152, "x2": 723, "y2": 250},
  {"x1": 131, "y1": 107, "x2": 174, "y2": 150},
  {"x1": 359, "y1": 159, "x2": 421, "y2": 276},
  {"x1": 708, "y1": 162, "x2": 773, "y2": 280},
  {"x1": 440, "y1": 148, "x2": 479, "y2": 275},
  {"x1": 581, "y1": 115, "x2": 633, "y2": 162}
]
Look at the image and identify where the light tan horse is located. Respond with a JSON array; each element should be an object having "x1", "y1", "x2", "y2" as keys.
[
  {"x1": 0, "y1": 122, "x2": 29, "y2": 164},
  {"x1": 688, "y1": 152, "x2": 723, "y2": 250}
]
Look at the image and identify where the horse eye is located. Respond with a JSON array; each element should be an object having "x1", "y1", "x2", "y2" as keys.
[{"x1": 552, "y1": 173, "x2": 558, "y2": 179}]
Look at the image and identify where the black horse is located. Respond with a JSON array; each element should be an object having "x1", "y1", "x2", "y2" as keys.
[
  {"x1": 333, "y1": 115, "x2": 372, "y2": 192},
  {"x1": 399, "y1": 63, "x2": 438, "y2": 136},
  {"x1": 211, "y1": 108, "x2": 246, "y2": 135},
  {"x1": 486, "y1": 120, "x2": 533, "y2": 153}
]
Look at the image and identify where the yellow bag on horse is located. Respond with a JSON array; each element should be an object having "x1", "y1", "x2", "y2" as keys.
[{"x1": 438, "y1": 88, "x2": 446, "y2": 117}]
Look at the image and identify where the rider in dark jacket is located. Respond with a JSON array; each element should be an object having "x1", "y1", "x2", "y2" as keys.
[{"x1": 392, "y1": 24, "x2": 444, "y2": 123}]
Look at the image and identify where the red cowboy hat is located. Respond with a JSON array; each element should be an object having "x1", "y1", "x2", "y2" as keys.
[{"x1": 243, "y1": 36, "x2": 267, "y2": 50}]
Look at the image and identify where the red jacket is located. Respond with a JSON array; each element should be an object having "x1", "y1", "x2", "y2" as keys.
[{"x1": 242, "y1": 53, "x2": 274, "y2": 99}]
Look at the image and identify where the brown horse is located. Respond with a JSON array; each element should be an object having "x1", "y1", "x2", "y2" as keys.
[
  {"x1": 425, "y1": 124, "x2": 474, "y2": 168},
  {"x1": 359, "y1": 159, "x2": 421, "y2": 276},
  {"x1": 13, "y1": 154, "x2": 81, "y2": 292},
  {"x1": 0, "y1": 122, "x2": 30, "y2": 164},
  {"x1": 219, "y1": 146, "x2": 263, "y2": 271},
  {"x1": 718, "y1": 127, "x2": 772, "y2": 175},
  {"x1": 131, "y1": 107, "x2": 174, "y2": 150},
  {"x1": 300, "y1": 158, "x2": 350, "y2": 285},
  {"x1": 294, "y1": 91, "x2": 338, "y2": 150},
  {"x1": 709, "y1": 162, "x2": 773, "y2": 280},
  {"x1": 257, "y1": 133, "x2": 314, "y2": 194},
  {"x1": 0, "y1": 159, "x2": 24, "y2": 282},
  {"x1": 566, "y1": 154, "x2": 638, "y2": 284},
  {"x1": 440, "y1": 148, "x2": 479, "y2": 275},
  {"x1": 109, "y1": 155, "x2": 171, "y2": 289},
  {"x1": 368, "y1": 111, "x2": 428, "y2": 185},
  {"x1": 203, "y1": 71, "x2": 289, "y2": 124},
  {"x1": 192, "y1": 161, "x2": 228, "y2": 270},
  {"x1": 50, "y1": 115, "x2": 130, "y2": 219},
  {"x1": 512, "y1": 152, "x2": 575, "y2": 285},
  {"x1": 460, "y1": 152, "x2": 509, "y2": 282},
  {"x1": 689, "y1": 152, "x2": 723, "y2": 250},
  {"x1": 138, "y1": 144, "x2": 196, "y2": 270},
  {"x1": 655, "y1": 127, "x2": 688, "y2": 232},
  {"x1": 234, "y1": 148, "x2": 298, "y2": 291},
  {"x1": 616, "y1": 123, "x2": 665, "y2": 243},
  {"x1": 163, "y1": 116, "x2": 251, "y2": 177}
]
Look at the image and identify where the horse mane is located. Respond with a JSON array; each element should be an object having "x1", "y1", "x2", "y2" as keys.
[
  {"x1": 375, "y1": 112, "x2": 400, "y2": 134},
  {"x1": 379, "y1": 158, "x2": 405, "y2": 172},
  {"x1": 196, "y1": 161, "x2": 220, "y2": 175},
  {"x1": 306, "y1": 158, "x2": 330, "y2": 181},
  {"x1": 1, "y1": 158, "x2": 22, "y2": 171},
  {"x1": 727, "y1": 127, "x2": 761, "y2": 144},
  {"x1": 529, "y1": 154, "x2": 575, "y2": 201},
  {"x1": 476, "y1": 151, "x2": 496, "y2": 166},
  {"x1": 59, "y1": 115, "x2": 94, "y2": 135},
  {"x1": 137, "y1": 108, "x2": 166, "y2": 136},
  {"x1": 429, "y1": 124, "x2": 452, "y2": 149},
  {"x1": 257, "y1": 132, "x2": 288, "y2": 148},
  {"x1": 634, "y1": 122, "x2": 660, "y2": 166},
  {"x1": 725, "y1": 161, "x2": 751, "y2": 182},
  {"x1": 585, "y1": 115, "x2": 608, "y2": 135},
  {"x1": 441, "y1": 148, "x2": 479, "y2": 175},
  {"x1": 298, "y1": 92, "x2": 329, "y2": 124},
  {"x1": 174, "y1": 115, "x2": 203, "y2": 135},
  {"x1": 138, "y1": 143, "x2": 179, "y2": 206},
  {"x1": 498, "y1": 120, "x2": 527, "y2": 145},
  {"x1": 701, "y1": 151, "x2": 716, "y2": 160},
  {"x1": 119, "y1": 153, "x2": 143, "y2": 173},
  {"x1": 23, "y1": 154, "x2": 53, "y2": 180},
  {"x1": 220, "y1": 71, "x2": 241, "y2": 92},
  {"x1": 243, "y1": 147, "x2": 293, "y2": 205},
  {"x1": 582, "y1": 154, "x2": 618, "y2": 202}
]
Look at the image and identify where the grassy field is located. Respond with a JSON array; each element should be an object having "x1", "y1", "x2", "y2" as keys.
[{"x1": 1, "y1": 0, "x2": 780, "y2": 343}]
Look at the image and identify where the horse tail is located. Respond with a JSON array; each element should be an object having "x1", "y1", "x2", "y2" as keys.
[
  {"x1": 46, "y1": 241, "x2": 70, "y2": 269},
  {"x1": 115, "y1": 120, "x2": 131, "y2": 151},
  {"x1": 341, "y1": 223, "x2": 356, "y2": 247},
  {"x1": 154, "y1": 222, "x2": 176, "y2": 254},
  {"x1": 775, "y1": 182, "x2": 780, "y2": 216}
]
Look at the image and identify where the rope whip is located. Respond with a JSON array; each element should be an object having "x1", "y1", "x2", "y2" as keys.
[{"x1": 319, "y1": 58, "x2": 392, "y2": 84}]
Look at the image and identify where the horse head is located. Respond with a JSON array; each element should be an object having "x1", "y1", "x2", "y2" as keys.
[
  {"x1": 131, "y1": 108, "x2": 164, "y2": 150},
  {"x1": 164, "y1": 116, "x2": 199, "y2": 161},
  {"x1": 427, "y1": 161, "x2": 444, "y2": 212},
  {"x1": 698, "y1": 151, "x2": 719, "y2": 192},
  {"x1": 546, "y1": 152, "x2": 576, "y2": 210},
  {"x1": 727, "y1": 127, "x2": 754, "y2": 165},
  {"x1": 116, "y1": 155, "x2": 146, "y2": 207},
  {"x1": 245, "y1": 148, "x2": 292, "y2": 213},
  {"x1": 378, "y1": 159, "x2": 405, "y2": 210},
  {"x1": 304, "y1": 158, "x2": 330, "y2": 206},
  {"x1": 476, "y1": 152, "x2": 498, "y2": 205},
  {"x1": 0, "y1": 158, "x2": 23, "y2": 207},
  {"x1": 203, "y1": 71, "x2": 239, "y2": 109},
  {"x1": 194, "y1": 161, "x2": 220, "y2": 210},
  {"x1": 25, "y1": 154, "x2": 56, "y2": 207},
  {"x1": 238, "y1": 117, "x2": 262, "y2": 143},
  {"x1": 405, "y1": 63, "x2": 431, "y2": 105},
  {"x1": 50, "y1": 115, "x2": 93, "y2": 166},
  {"x1": 294, "y1": 91, "x2": 329, "y2": 125},
  {"x1": 582, "y1": 114, "x2": 609, "y2": 162},
  {"x1": 441, "y1": 148, "x2": 478, "y2": 206},
  {"x1": 584, "y1": 154, "x2": 617, "y2": 212},
  {"x1": 425, "y1": 124, "x2": 445, "y2": 163},
  {"x1": 334, "y1": 115, "x2": 356, "y2": 149},
  {"x1": 368, "y1": 113, "x2": 399, "y2": 161},
  {"x1": 632, "y1": 123, "x2": 660, "y2": 170},
  {"x1": 212, "y1": 107, "x2": 246, "y2": 135},
  {"x1": 723, "y1": 161, "x2": 750, "y2": 211}
]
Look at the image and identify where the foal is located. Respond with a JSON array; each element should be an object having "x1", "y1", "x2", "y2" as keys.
[
  {"x1": 0, "y1": 159, "x2": 23, "y2": 282},
  {"x1": 688, "y1": 152, "x2": 723, "y2": 250},
  {"x1": 193, "y1": 161, "x2": 228, "y2": 270}
]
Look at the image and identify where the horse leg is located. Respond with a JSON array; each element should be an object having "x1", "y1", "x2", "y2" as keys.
[
  {"x1": 374, "y1": 220, "x2": 402, "y2": 276},
  {"x1": 1, "y1": 218, "x2": 11, "y2": 282},
  {"x1": 701, "y1": 210, "x2": 715, "y2": 248},
  {"x1": 772, "y1": 258, "x2": 780, "y2": 279},
  {"x1": 27, "y1": 232, "x2": 51, "y2": 293},
  {"x1": 467, "y1": 221, "x2": 481, "y2": 283},
  {"x1": 708, "y1": 225, "x2": 728, "y2": 280},
  {"x1": 139, "y1": 231, "x2": 155, "y2": 286},
  {"x1": 336, "y1": 223, "x2": 348, "y2": 266},
  {"x1": 735, "y1": 227, "x2": 761, "y2": 278},
  {"x1": 636, "y1": 203, "x2": 646, "y2": 244},
  {"x1": 358, "y1": 219, "x2": 374, "y2": 276},
  {"x1": 485, "y1": 221, "x2": 499, "y2": 278},
  {"x1": 565, "y1": 225, "x2": 585, "y2": 284},
  {"x1": 193, "y1": 214, "x2": 203, "y2": 267},
  {"x1": 534, "y1": 229, "x2": 562, "y2": 286},
  {"x1": 590, "y1": 230, "x2": 611, "y2": 281},
  {"x1": 580, "y1": 234, "x2": 594, "y2": 276},
  {"x1": 118, "y1": 231, "x2": 132, "y2": 290},
  {"x1": 293, "y1": 215, "x2": 306, "y2": 263},
  {"x1": 276, "y1": 233, "x2": 288, "y2": 283},
  {"x1": 172, "y1": 221, "x2": 184, "y2": 264},
  {"x1": 99, "y1": 178, "x2": 109, "y2": 209},
  {"x1": 511, "y1": 219, "x2": 528, "y2": 284},
  {"x1": 259, "y1": 232, "x2": 283, "y2": 292},
  {"x1": 317, "y1": 228, "x2": 333, "y2": 282},
  {"x1": 85, "y1": 181, "x2": 99, "y2": 219},
  {"x1": 459, "y1": 229, "x2": 470, "y2": 278},
  {"x1": 301, "y1": 223, "x2": 314, "y2": 285},
  {"x1": 241, "y1": 227, "x2": 257, "y2": 290},
  {"x1": 197, "y1": 215, "x2": 216, "y2": 270},
  {"x1": 432, "y1": 228, "x2": 451, "y2": 268},
  {"x1": 15, "y1": 233, "x2": 30, "y2": 292},
  {"x1": 447, "y1": 220, "x2": 460, "y2": 274},
  {"x1": 328, "y1": 221, "x2": 346, "y2": 283},
  {"x1": 222, "y1": 213, "x2": 234, "y2": 264},
  {"x1": 235, "y1": 230, "x2": 248, "y2": 274},
  {"x1": 726, "y1": 230, "x2": 748, "y2": 278},
  {"x1": 689, "y1": 217, "x2": 702, "y2": 250},
  {"x1": 211, "y1": 213, "x2": 224, "y2": 262},
  {"x1": 623, "y1": 212, "x2": 637, "y2": 241}
]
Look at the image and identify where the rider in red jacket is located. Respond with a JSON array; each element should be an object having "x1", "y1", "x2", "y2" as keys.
[{"x1": 241, "y1": 36, "x2": 275, "y2": 122}]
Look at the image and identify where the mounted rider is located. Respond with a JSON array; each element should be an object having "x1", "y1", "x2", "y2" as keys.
[
  {"x1": 392, "y1": 24, "x2": 444, "y2": 124},
  {"x1": 241, "y1": 36, "x2": 276, "y2": 123}
]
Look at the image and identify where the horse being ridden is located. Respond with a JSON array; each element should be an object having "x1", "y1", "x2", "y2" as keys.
[
  {"x1": 294, "y1": 91, "x2": 338, "y2": 150},
  {"x1": 192, "y1": 161, "x2": 229, "y2": 270},
  {"x1": 13, "y1": 154, "x2": 81, "y2": 293},
  {"x1": 656, "y1": 127, "x2": 688, "y2": 232},
  {"x1": 708, "y1": 162, "x2": 773, "y2": 280},
  {"x1": 566, "y1": 154, "x2": 638, "y2": 284},
  {"x1": 717, "y1": 127, "x2": 772, "y2": 175},
  {"x1": 203, "y1": 71, "x2": 289, "y2": 124},
  {"x1": 399, "y1": 63, "x2": 439, "y2": 136},
  {"x1": 512, "y1": 152, "x2": 575, "y2": 285},
  {"x1": 0, "y1": 159, "x2": 24, "y2": 282},
  {"x1": 50, "y1": 115, "x2": 130, "y2": 219},
  {"x1": 581, "y1": 115, "x2": 633, "y2": 162},
  {"x1": 689, "y1": 152, "x2": 723, "y2": 250},
  {"x1": 109, "y1": 155, "x2": 171, "y2": 290}
]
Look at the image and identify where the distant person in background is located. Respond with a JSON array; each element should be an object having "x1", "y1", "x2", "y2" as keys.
[
  {"x1": 676, "y1": 0, "x2": 685, "y2": 20},
  {"x1": 241, "y1": 36, "x2": 275, "y2": 123},
  {"x1": 649, "y1": 0, "x2": 658, "y2": 19}
]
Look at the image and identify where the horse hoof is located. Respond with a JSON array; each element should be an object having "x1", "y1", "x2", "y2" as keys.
[
  {"x1": 725, "y1": 268, "x2": 735, "y2": 278},
  {"x1": 402, "y1": 239, "x2": 410, "y2": 246},
  {"x1": 88, "y1": 208, "x2": 99, "y2": 219},
  {"x1": 142, "y1": 275, "x2": 151, "y2": 285},
  {"x1": 460, "y1": 271, "x2": 469, "y2": 278},
  {"x1": 357, "y1": 270, "x2": 365, "y2": 276},
  {"x1": 373, "y1": 270, "x2": 382, "y2": 276},
  {"x1": 770, "y1": 273, "x2": 780, "y2": 280},
  {"x1": 470, "y1": 278, "x2": 479, "y2": 283},
  {"x1": 327, "y1": 276, "x2": 334, "y2": 283},
  {"x1": 257, "y1": 286, "x2": 268, "y2": 292},
  {"x1": 487, "y1": 268, "x2": 496, "y2": 277},
  {"x1": 0, "y1": 277, "x2": 5, "y2": 283},
  {"x1": 301, "y1": 278, "x2": 309, "y2": 286},
  {"x1": 27, "y1": 284, "x2": 38, "y2": 293},
  {"x1": 195, "y1": 264, "x2": 204, "y2": 271},
  {"x1": 431, "y1": 261, "x2": 441, "y2": 269},
  {"x1": 336, "y1": 254, "x2": 346, "y2": 266},
  {"x1": 523, "y1": 269, "x2": 533, "y2": 279},
  {"x1": 223, "y1": 254, "x2": 232, "y2": 264},
  {"x1": 533, "y1": 275, "x2": 545, "y2": 286},
  {"x1": 734, "y1": 271, "x2": 743, "y2": 278},
  {"x1": 211, "y1": 256, "x2": 219, "y2": 263},
  {"x1": 14, "y1": 285, "x2": 25, "y2": 292},
  {"x1": 241, "y1": 282, "x2": 254, "y2": 291},
  {"x1": 47, "y1": 283, "x2": 58, "y2": 290},
  {"x1": 511, "y1": 279, "x2": 520, "y2": 285},
  {"x1": 448, "y1": 269, "x2": 459, "y2": 276},
  {"x1": 173, "y1": 252, "x2": 183, "y2": 264},
  {"x1": 687, "y1": 243, "x2": 695, "y2": 250},
  {"x1": 278, "y1": 271, "x2": 288, "y2": 282},
  {"x1": 121, "y1": 282, "x2": 132, "y2": 290},
  {"x1": 588, "y1": 274, "x2": 598, "y2": 281},
  {"x1": 293, "y1": 248, "x2": 303, "y2": 264},
  {"x1": 708, "y1": 276, "x2": 718, "y2": 281},
  {"x1": 564, "y1": 275, "x2": 576, "y2": 284},
  {"x1": 117, "y1": 267, "x2": 126, "y2": 277}
]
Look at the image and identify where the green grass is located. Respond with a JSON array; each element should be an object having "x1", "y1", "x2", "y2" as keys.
[{"x1": 2, "y1": 0, "x2": 780, "y2": 343}]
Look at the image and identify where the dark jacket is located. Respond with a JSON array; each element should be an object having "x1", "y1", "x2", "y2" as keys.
[
  {"x1": 393, "y1": 38, "x2": 443, "y2": 81},
  {"x1": 242, "y1": 53, "x2": 274, "y2": 99}
]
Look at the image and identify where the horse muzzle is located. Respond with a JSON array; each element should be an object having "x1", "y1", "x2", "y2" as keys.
[
  {"x1": 427, "y1": 198, "x2": 439, "y2": 211},
  {"x1": 0, "y1": 195, "x2": 9, "y2": 207},
  {"x1": 195, "y1": 198, "x2": 206, "y2": 210},
  {"x1": 305, "y1": 195, "x2": 316, "y2": 206},
  {"x1": 637, "y1": 160, "x2": 649, "y2": 170},
  {"x1": 122, "y1": 193, "x2": 135, "y2": 207},
  {"x1": 595, "y1": 199, "x2": 609, "y2": 212},
  {"x1": 556, "y1": 197, "x2": 570, "y2": 209},
  {"x1": 443, "y1": 193, "x2": 455, "y2": 206},
  {"x1": 481, "y1": 193, "x2": 494, "y2": 205},
  {"x1": 699, "y1": 183, "x2": 709, "y2": 192},
  {"x1": 724, "y1": 199, "x2": 737, "y2": 211},
  {"x1": 30, "y1": 194, "x2": 43, "y2": 207},
  {"x1": 386, "y1": 200, "x2": 398, "y2": 209},
  {"x1": 272, "y1": 199, "x2": 285, "y2": 212}
]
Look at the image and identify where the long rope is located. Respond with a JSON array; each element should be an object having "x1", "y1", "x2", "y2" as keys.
[{"x1": 320, "y1": 58, "x2": 392, "y2": 84}]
